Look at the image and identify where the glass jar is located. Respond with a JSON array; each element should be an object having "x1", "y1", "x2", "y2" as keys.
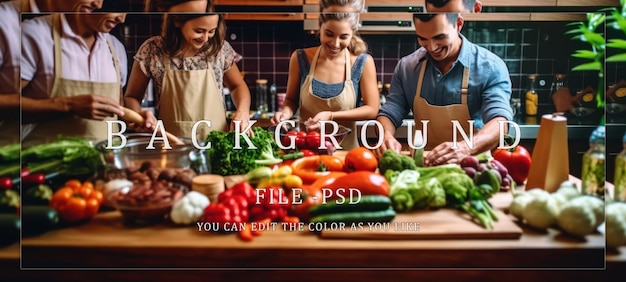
[
  {"x1": 524, "y1": 74, "x2": 539, "y2": 116},
  {"x1": 582, "y1": 126, "x2": 605, "y2": 199},
  {"x1": 255, "y1": 79, "x2": 268, "y2": 113},
  {"x1": 614, "y1": 132, "x2": 626, "y2": 201}
]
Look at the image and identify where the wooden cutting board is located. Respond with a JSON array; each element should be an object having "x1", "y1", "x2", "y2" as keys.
[{"x1": 320, "y1": 208, "x2": 522, "y2": 240}]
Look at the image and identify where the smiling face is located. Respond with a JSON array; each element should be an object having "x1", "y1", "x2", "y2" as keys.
[
  {"x1": 319, "y1": 18, "x2": 354, "y2": 57},
  {"x1": 55, "y1": 0, "x2": 103, "y2": 13},
  {"x1": 177, "y1": 15, "x2": 219, "y2": 53},
  {"x1": 414, "y1": 14, "x2": 463, "y2": 63},
  {"x1": 82, "y1": 13, "x2": 127, "y2": 33}
]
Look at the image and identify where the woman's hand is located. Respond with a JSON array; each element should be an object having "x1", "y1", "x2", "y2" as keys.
[
  {"x1": 271, "y1": 109, "x2": 293, "y2": 125},
  {"x1": 303, "y1": 111, "x2": 332, "y2": 131},
  {"x1": 230, "y1": 110, "x2": 251, "y2": 134},
  {"x1": 126, "y1": 109, "x2": 157, "y2": 133}
]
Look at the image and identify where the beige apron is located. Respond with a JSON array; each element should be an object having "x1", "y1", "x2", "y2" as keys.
[
  {"x1": 158, "y1": 54, "x2": 227, "y2": 143},
  {"x1": 299, "y1": 48, "x2": 358, "y2": 150},
  {"x1": 0, "y1": 1, "x2": 25, "y2": 145},
  {"x1": 22, "y1": 14, "x2": 121, "y2": 147},
  {"x1": 412, "y1": 60, "x2": 475, "y2": 150}
]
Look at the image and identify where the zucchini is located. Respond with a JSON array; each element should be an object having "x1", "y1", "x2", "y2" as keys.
[
  {"x1": 308, "y1": 195, "x2": 391, "y2": 217},
  {"x1": 22, "y1": 205, "x2": 59, "y2": 237},
  {"x1": 0, "y1": 213, "x2": 20, "y2": 246},
  {"x1": 310, "y1": 207, "x2": 396, "y2": 224}
]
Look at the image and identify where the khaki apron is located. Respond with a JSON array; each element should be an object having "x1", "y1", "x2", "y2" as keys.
[
  {"x1": 158, "y1": 54, "x2": 227, "y2": 143},
  {"x1": 299, "y1": 48, "x2": 358, "y2": 150},
  {"x1": 22, "y1": 14, "x2": 121, "y2": 147},
  {"x1": 412, "y1": 60, "x2": 475, "y2": 150},
  {"x1": 0, "y1": 0, "x2": 26, "y2": 145}
]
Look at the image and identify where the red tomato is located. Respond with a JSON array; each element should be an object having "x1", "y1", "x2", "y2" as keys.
[
  {"x1": 324, "y1": 171, "x2": 390, "y2": 198},
  {"x1": 295, "y1": 131, "x2": 308, "y2": 149},
  {"x1": 306, "y1": 131, "x2": 321, "y2": 150},
  {"x1": 344, "y1": 147, "x2": 378, "y2": 172},
  {"x1": 283, "y1": 131, "x2": 298, "y2": 147}
]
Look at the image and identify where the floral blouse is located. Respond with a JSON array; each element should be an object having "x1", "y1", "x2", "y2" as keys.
[{"x1": 134, "y1": 36, "x2": 238, "y2": 104}]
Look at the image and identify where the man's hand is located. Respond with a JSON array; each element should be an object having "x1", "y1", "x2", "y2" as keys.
[
  {"x1": 373, "y1": 132, "x2": 403, "y2": 159},
  {"x1": 424, "y1": 141, "x2": 471, "y2": 166},
  {"x1": 67, "y1": 94, "x2": 124, "y2": 120}
]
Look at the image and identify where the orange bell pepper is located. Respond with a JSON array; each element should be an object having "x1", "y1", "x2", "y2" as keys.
[
  {"x1": 49, "y1": 180, "x2": 103, "y2": 222},
  {"x1": 290, "y1": 155, "x2": 345, "y2": 185}
]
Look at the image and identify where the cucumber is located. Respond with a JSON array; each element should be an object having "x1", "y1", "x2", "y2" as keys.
[
  {"x1": 309, "y1": 207, "x2": 396, "y2": 224},
  {"x1": 22, "y1": 205, "x2": 59, "y2": 237},
  {"x1": 0, "y1": 213, "x2": 20, "y2": 246},
  {"x1": 308, "y1": 195, "x2": 392, "y2": 217}
]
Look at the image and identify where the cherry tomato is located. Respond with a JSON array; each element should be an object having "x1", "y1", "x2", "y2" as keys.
[
  {"x1": 344, "y1": 147, "x2": 379, "y2": 172},
  {"x1": 306, "y1": 131, "x2": 321, "y2": 150},
  {"x1": 295, "y1": 131, "x2": 308, "y2": 149},
  {"x1": 283, "y1": 131, "x2": 298, "y2": 147},
  {"x1": 65, "y1": 179, "x2": 82, "y2": 190},
  {"x1": 57, "y1": 197, "x2": 87, "y2": 222}
]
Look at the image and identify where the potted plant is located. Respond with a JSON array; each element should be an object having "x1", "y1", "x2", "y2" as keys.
[{"x1": 566, "y1": 0, "x2": 626, "y2": 124}]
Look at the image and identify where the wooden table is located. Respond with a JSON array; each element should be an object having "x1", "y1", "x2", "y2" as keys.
[{"x1": 5, "y1": 152, "x2": 624, "y2": 280}]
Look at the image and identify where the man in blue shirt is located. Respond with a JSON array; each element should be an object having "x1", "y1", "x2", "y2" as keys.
[{"x1": 374, "y1": 13, "x2": 513, "y2": 166}]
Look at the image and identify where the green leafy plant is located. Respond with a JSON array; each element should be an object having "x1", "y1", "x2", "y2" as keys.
[
  {"x1": 566, "y1": 13, "x2": 606, "y2": 109},
  {"x1": 606, "y1": 0, "x2": 626, "y2": 63},
  {"x1": 566, "y1": 0, "x2": 626, "y2": 115}
]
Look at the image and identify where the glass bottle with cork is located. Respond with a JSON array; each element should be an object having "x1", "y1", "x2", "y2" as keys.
[
  {"x1": 614, "y1": 131, "x2": 626, "y2": 201},
  {"x1": 524, "y1": 74, "x2": 539, "y2": 116},
  {"x1": 582, "y1": 126, "x2": 605, "y2": 199}
]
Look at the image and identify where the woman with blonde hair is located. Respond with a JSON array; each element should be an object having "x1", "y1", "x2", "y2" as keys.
[{"x1": 271, "y1": 10, "x2": 379, "y2": 150}]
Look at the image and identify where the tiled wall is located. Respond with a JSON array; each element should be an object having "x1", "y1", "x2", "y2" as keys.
[{"x1": 116, "y1": 15, "x2": 625, "y2": 111}]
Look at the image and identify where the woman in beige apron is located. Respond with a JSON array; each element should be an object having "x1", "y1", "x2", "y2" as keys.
[
  {"x1": 22, "y1": 14, "x2": 122, "y2": 147},
  {"x1": 125, "y1": 13, "x2": 249, "y2": 143},
  {"x1": 412, "y1": 60, "x2": 476, "y2": 151},
  {"x1": 299, "y1": 48, "x2": 359, "y2": 150},
  {"x1": 158, "y1": 55, "x2": 227, "y2": 142},
  {"x1": 272, "y1": 12, "x2": 379, "y2": 151}
]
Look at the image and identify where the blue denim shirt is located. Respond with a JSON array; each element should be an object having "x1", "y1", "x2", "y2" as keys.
[{"x1": 378, "y1": 34, "x2": 513, "y2": 130}]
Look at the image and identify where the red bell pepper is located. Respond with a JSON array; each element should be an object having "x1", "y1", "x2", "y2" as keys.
[
  {"x1": 493, "y1": 136, "x2": 532, "y2": 185},
  {"x1": 249, "y1": 186, "x2": 290, "y2": 221},
  {"x1": 228, "y1": 181, "x2": 256, "y2": 203},
  {"x1": 221, "y1": 194, "x2": 249, "y2": 223},
  {"x1": 203, "y1": 203, "x2": 231, "y2": 227}
]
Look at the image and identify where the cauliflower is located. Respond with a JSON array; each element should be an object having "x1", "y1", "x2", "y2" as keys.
[
  {"x1": 554, "y1": 182, "x2": 580, "y2": 200},
  {"x1": 522, "y1": 190, "x2": 559, "y2": 230},
  {"x1": 509, "y1": 193, "x2": 534, "y2": 220},
  {"x1": 170, "y1": 191, "x2": 210, "y2": 225},
  {"x1": 556, "y1": 195, "x2": 604, "y2": 237},
  {"x1": 606, "y1": 202, "x2": 626, "y2": 249}
]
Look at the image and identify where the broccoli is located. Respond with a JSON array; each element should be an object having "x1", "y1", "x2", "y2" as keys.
[{"x1": 378, "y1": 150, "x2": 417, "y2": 176}]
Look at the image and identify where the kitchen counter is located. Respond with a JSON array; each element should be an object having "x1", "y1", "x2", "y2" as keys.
[{"x1": 12, "y1": 174, "x2": 621, "y2": 280}]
